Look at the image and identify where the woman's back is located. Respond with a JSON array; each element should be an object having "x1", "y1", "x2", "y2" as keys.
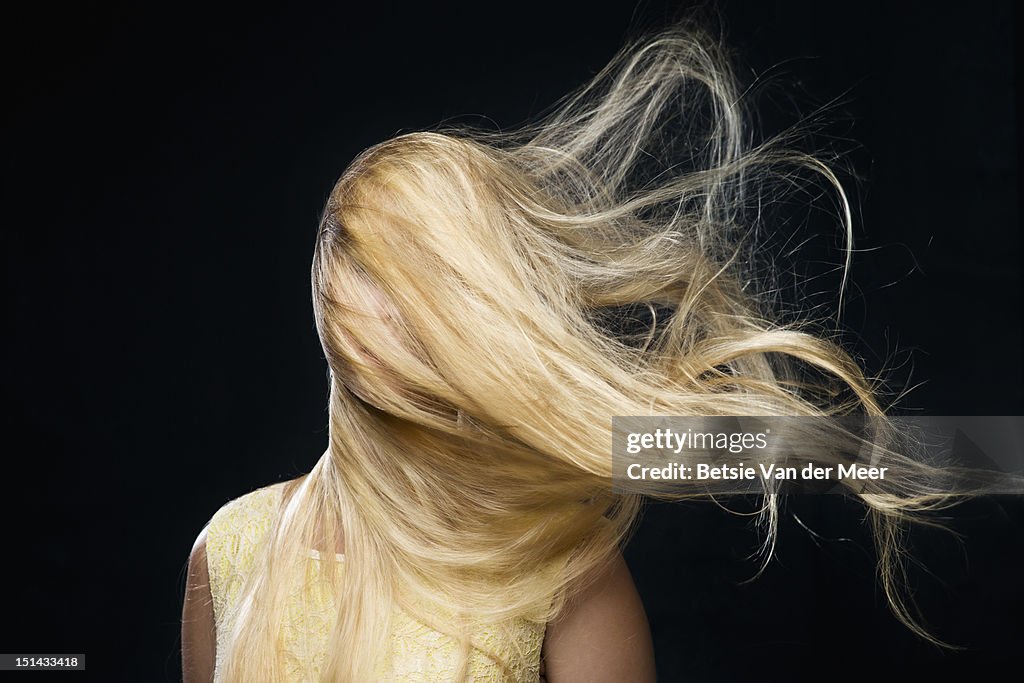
[{"x1": 205, "y1": 482, "x2": 558, "y2": 682}]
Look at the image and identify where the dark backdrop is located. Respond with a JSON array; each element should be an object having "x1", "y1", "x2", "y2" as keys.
[{"x1": 3, "y1": 1, "x2": 1022, "y2": 681}]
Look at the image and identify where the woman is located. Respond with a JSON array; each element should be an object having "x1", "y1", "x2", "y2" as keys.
[{"x1": 181, "y1": 19, "x2": 955, "y2": 682}]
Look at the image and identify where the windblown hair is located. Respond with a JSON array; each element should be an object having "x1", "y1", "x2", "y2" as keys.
[{"x1": 219, "y1": 19, "x2": 960, "y2": 682}]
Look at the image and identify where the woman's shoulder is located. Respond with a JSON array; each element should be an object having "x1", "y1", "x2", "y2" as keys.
[
  {"x1": 206, "y1": 481, "x2": 290, "y2": 537},
  {"x1": 205, "y1": 481, "x2": 294, "y2": 560},
  {"x1": 203, "y1": 480, "x2": 293, "y2": 621}
]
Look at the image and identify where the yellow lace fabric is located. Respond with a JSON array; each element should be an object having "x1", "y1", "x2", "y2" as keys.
[{"x1": 205, "y1": 482, "x2": 560, "y2": 682}]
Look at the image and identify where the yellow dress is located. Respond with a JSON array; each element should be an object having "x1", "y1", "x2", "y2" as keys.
[{"x1": 205, "y1": 482, "x2": 560, "y2": 682}]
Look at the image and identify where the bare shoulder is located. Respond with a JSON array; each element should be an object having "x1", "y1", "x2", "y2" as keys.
[
  {"x1": 189, "y1": 523, "x2": 210, "y2": 570},
  {"x1": 182, "y1": 523, "x2": 216, "y2": 682},
  {"x1": 542, "y1": 551, "x2": 656, "y2": 683}
]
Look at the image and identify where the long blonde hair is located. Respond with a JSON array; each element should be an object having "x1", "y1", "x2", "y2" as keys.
[{"x1": 220, "y1": 19, "x2": 959, "y2": 681}]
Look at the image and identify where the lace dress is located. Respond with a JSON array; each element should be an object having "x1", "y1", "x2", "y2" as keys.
[{"x1": 205, "y1": 482, "x2": 564, "y2": 682}]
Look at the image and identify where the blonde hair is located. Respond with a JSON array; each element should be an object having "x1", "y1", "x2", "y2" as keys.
[{"x1": 219, "y1": 19, "x2": 960, "y2": 681}]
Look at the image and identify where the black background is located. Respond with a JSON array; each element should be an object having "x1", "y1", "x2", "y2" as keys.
[{"x1": 3, "y1": 1, "x2": 1022, "y2": 681}]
